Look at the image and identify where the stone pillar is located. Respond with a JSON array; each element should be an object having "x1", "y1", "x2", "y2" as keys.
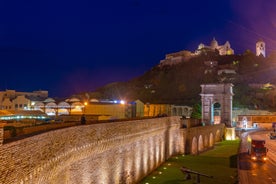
[
  {"x1": 0, "y1": 122, "x2": 6, "y2": 145},
  {"x1": 201, "y1": 95, "x2": 213, "y2": 125}
]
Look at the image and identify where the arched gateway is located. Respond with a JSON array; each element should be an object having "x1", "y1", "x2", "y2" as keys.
[{"x1": 200, "y1": 83, "x2": 234, "y2": 127}]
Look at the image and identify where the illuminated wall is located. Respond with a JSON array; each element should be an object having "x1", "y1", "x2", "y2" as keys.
[
  {"x1": 144, "y1": 104, "x2": 171, "y2": 117},
  {"x1": 184, "y1": 124, "x2": 225, "y2": 155},
  {"x1": 237, "y1": 115, "x2": 276, "y2": 129},
  {"x1": 85, "y1": 103, "x2": 129, "y2": 119},
  {"x1": 0, "y1": 117, "x2": 183, "y2": 184}
]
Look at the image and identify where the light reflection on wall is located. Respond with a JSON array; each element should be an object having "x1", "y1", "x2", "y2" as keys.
[
  {"x1": 198, "y1": 135, "x2": 204, "y2": 152},
  {"x1": 142, "y1": 140, "x2": 149, "y2": 174},
  {"x1": 98, "y1": 154, "x2": 110, "y2": 184},
  {"x1": 149, "y1": 136, "x2": 154, "y2": 170},
  {"x1": 209, "y1": 133, "x2": 214, "y2": 147},
  {"x1": 155, "y1": 137, "x2": 161, "y2": 164},
  {"x1": 134, "y1": 141, "x2": 142, "y2": 181},
  {"x1": 225, "y1": 127, "x2": 236, "y2": 140},
  {"x1": 114, "y1": 147, "x2": 123, "y2": 184},
  {"x1": 125, "y1": 147, "x2": 132, "y2": 184},
  {"x1": 160, "y1": 136, "x2": 165, "y2": 162},
  {"x1": 191, "y1": 137, "x2": 198, "y2": 155},
  {"x1": 169, "y1": 133, "x2": 174, "y2": 156}
]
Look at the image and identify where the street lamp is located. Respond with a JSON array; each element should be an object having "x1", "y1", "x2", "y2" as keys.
[
  {"x1": 83, "y1": 102, "x2": 88, "y2": 114},
  {"x1": 81, "y1": 102, "x2": 88, "y2": 125}
]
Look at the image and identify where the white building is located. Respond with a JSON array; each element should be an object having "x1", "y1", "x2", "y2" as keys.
[
  {"x1": 0, "y1": 90, "x2": 48, "y2": 110},
  {"x1": 256, "y1": 39, "x2": 266, "y2": 57},
  {"x1": 160, "y1": 38, "x2": 234, "y2": 65},
  {"x1": 195, "y1": 38, "x2": 234, "y2": 55}
]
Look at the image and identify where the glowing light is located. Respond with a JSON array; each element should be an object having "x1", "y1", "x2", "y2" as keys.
[
  {"x1": 225, "y1": 128, "x2": 236, "y2": 140},
  {"x1": 163, "y1": 167, "x2": 167, "y2": 170},
  {"x1": 120, "y1": 100, "x2": 125, "y2": 105},
  {"x1": 152, "y1": 176, "x2": 156, "y2": 179}
]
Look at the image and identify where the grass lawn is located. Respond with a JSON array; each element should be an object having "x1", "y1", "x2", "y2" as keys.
[{"x1": 139, "y1": 140, "x2": 240, "y2": 184}]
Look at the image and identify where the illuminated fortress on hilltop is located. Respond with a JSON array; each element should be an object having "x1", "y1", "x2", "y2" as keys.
[
  {"x1": 160, "y1": 38, "x2": 266, "y2": 65},
  {"x1": 195, "y1": 38, "x2": 234, "y2": 55},
  {"x1": 160, "y1": 38, "x2": 234, "y2": 65}
]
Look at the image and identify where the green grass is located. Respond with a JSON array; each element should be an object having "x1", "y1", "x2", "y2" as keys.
[{"x1": 139, "y1": 140, "x2": 240, "y2": 184}]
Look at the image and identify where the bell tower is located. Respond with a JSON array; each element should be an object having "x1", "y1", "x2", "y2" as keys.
[{"x1": 256, "y1": 40, "x2": 266, "y2": 57}]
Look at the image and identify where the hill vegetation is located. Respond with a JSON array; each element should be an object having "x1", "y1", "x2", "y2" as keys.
[{"x1": 79, "y1": 50, "x2": 276, "y2": 110}]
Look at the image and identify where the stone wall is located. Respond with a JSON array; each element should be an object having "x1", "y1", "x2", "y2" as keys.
[
  {"x1": 181, "y1": 124, "x2": 225, "y2": 155},
  {"x1": 3, "y1": 122, "x2": 77, "y2": 140},
  {"x1": 0, "y1": 116, "x2": 183, "y2": 184}
]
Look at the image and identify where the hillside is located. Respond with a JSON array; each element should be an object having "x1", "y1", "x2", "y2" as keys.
[{"x1": 80, "y1": 50, "x2": 276, "y2": 109}]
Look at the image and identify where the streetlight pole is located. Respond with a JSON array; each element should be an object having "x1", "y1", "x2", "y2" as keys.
[{"x1": 83, "y1": 102, "x2": 88, "y2": 114}]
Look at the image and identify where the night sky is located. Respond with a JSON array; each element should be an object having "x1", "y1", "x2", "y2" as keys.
[{"x1": 0, "y1": 0, "x2": 275, "y2": 98}]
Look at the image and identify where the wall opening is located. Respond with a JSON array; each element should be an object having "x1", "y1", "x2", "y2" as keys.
[{"x1": 212, "y1": 102, "x2": 221, "y2": 125}]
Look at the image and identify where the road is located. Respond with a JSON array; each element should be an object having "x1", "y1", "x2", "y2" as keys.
[{"x1": 239, "y1": 130, "x2": 276, "y2": 184}]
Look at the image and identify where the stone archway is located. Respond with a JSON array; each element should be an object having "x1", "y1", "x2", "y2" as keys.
[{"x1": 200, "y1": 83, "x2": 234, "y2": 127}]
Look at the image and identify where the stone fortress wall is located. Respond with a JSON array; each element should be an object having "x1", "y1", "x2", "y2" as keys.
[
  {"x1": 0, "y1": 117, "x2": 225, "y2": 184},
  {"x1": 0, "y1": 117, "x2": 184, "y2": 184}
]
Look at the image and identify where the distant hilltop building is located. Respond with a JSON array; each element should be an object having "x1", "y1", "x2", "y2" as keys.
[
  {"x1": 160, "y1": 50, "x2": 194, "y2": 65},
  {"x1": 256, "y1": 39, "x2": 266, "y2": 57},
  {"x1": 195, "y1": 38, "x2": 234, "y2": 55},
  {"x1": 160, "y1": 38, "x2": 234, "y2": 65}
]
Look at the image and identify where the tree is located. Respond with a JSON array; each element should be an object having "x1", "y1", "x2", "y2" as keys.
[{"x1": 191, "y1": 103, "x2": 202, "y2": 119}]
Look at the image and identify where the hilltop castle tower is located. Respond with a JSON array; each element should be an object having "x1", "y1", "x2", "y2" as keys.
[{"x1": 256, "y1": 40, "x2": 266, "y2": 57}]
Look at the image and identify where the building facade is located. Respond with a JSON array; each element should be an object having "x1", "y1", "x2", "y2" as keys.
[
  {"x1": 195, "y1": 38, "x2": 234, "y2": 55},
  {"x1": 0, "y1": 90, "x2": 48, "y2": 110},
  {"x1": 160, "y1": 38, "x2": 234, "y2": 65},
  {"x1": 256, "y1": 39, "x2": 266, "y2": 57}
]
